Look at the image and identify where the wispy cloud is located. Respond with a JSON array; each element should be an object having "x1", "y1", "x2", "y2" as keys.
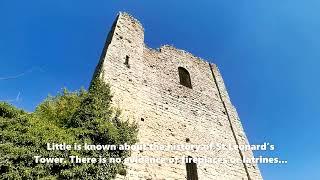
[
  {"x1": 0, "y1": 66, "x2": 44, "y2": 103},
  {"x1": 0, "y1": 92, "x2": 21, "y2": 103},
  {"x1": 0, "y1": 66, "x2": 44, "y2": 80}
]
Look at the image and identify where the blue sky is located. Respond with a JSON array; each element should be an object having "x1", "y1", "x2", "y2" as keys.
[{"x1": 1, "y1": 1, "x2": 319, "y2": 179}]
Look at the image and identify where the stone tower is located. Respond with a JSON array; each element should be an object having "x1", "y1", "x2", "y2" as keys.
[{"x1": 94, "y1": 12, "x2": 262, "y2": 180}]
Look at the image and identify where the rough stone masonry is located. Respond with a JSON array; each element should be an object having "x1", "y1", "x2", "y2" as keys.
[{"x1": 93, "y1": 12, "x2": 263, "y2": 180}]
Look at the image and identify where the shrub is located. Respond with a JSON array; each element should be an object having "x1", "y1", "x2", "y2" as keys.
[{"x1": 0, "y1": 79, "x2": 138, "y2": 179}]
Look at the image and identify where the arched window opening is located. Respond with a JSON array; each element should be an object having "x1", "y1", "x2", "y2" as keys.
[
  {"x1": 178, "y1": 67, "x2": 192, "y2": 88},
  {"x1": 186, "y1": 156, "x2": 198, "y2": 180}
]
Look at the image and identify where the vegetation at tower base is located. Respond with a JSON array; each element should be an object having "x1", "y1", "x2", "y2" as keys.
[{"x1": 0, "y1": 78, "x2": 138, "y2": 179}]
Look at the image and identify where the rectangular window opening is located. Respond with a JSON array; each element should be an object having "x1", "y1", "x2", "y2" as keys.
[{"x1": 186, "y1": 157, "x2": 198, "y2": 180}]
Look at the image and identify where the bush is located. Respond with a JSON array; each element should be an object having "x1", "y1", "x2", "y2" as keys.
[{"x1": 0, "y1": 78, "x2": 138, "y2": 179}]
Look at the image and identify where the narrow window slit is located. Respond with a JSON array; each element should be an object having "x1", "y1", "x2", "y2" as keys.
[{"x1": 125, "y1": 55, "x2": 130, "y2": 68}]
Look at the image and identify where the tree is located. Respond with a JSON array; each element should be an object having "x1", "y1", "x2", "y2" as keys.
[{"x1": 0, "y1": 78, "x2": 138, "y2": 179}]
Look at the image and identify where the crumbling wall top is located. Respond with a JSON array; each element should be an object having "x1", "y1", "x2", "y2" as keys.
[
  {"x1": 118, "y1": 12, "x2": 144, "y2": 31},
  {"x1": 159, "y1": 45, "x2": 214, "y2": 65}
]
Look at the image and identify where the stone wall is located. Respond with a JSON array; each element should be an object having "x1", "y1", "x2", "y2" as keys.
[{"x1": 95, "y1": 12, "x2": 262, "y2": 180}]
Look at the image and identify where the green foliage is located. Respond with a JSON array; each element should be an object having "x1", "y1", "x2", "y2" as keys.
[
  {"x1": 0, "y1": 102, "x2": 25, "y2": 119},
  {"x1": 0, "y1": 79, "x2": 138, "y2": 179}
]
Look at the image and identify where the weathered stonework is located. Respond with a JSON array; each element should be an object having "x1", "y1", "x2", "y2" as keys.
[{"x1": 94, "y1": 12, "x2": 262, "y2": 180}]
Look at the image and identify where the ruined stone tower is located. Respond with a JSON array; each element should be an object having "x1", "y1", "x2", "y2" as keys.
[{"x1": 94, "y1": 12, "x2": 262, "y2": 180}]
